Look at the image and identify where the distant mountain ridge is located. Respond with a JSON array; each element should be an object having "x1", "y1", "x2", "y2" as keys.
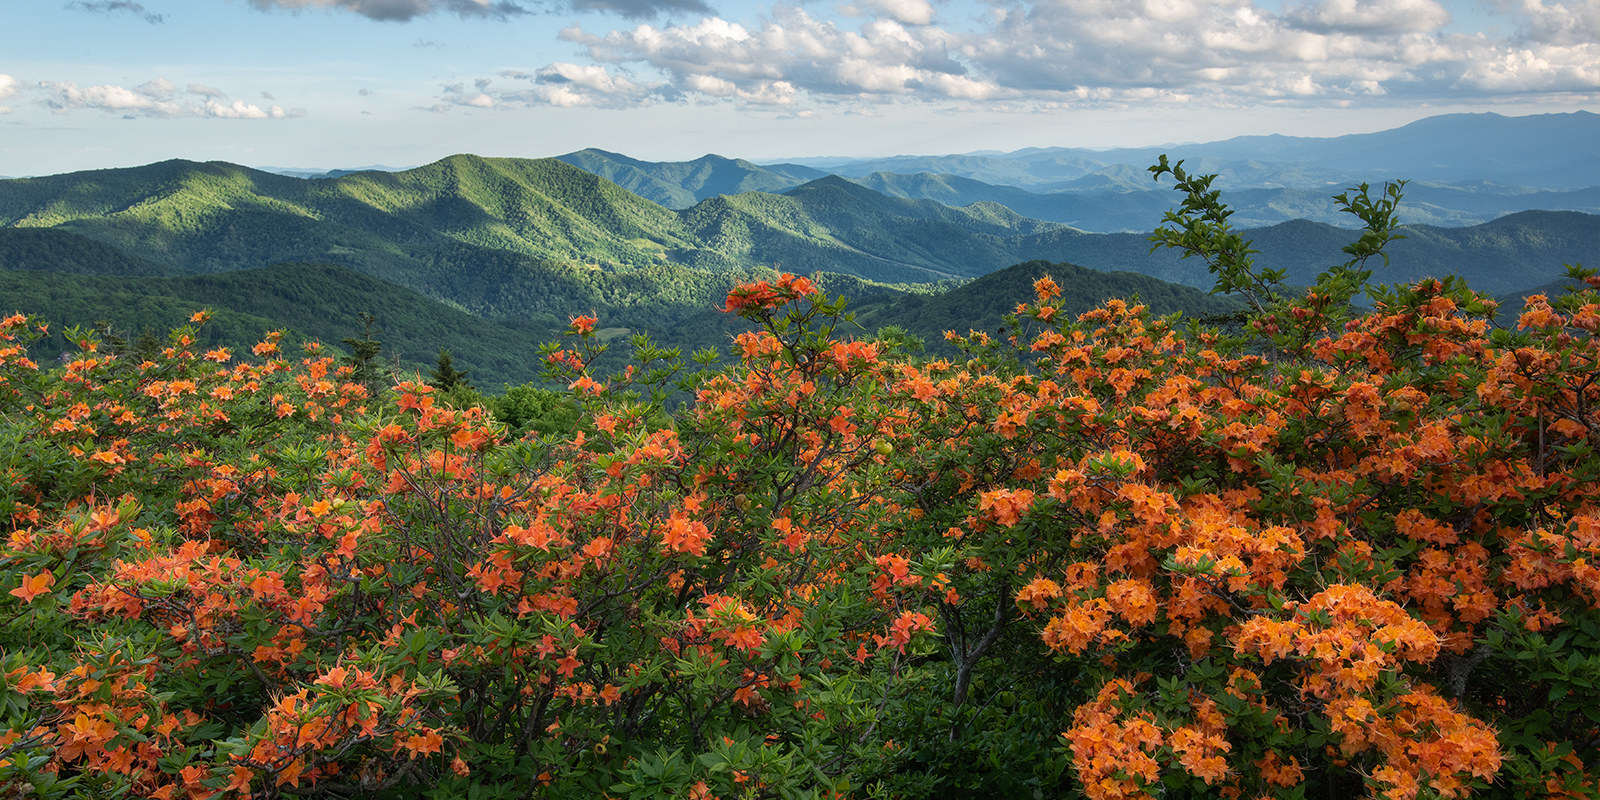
[
  {"x1": 548, "y1": 112, "x2": 1598, "y2": 233},
  {"x1": 804, "y1": 111, "x2": 1600, "y2": 191},
  {"x1": 256, "y1": 164, "x2": 414, "y2": 179}
]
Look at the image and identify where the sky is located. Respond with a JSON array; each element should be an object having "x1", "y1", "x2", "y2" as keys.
[{"x1": 0, "y1": 0, "x2": 1596, "y2": 176}]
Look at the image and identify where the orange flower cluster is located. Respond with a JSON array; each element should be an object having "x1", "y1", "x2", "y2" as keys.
[{"x1": 0, "y1": 265, "x2": 1594, "y2": 799}]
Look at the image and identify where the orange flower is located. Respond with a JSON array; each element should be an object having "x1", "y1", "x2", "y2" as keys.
[{"x1": 8, "y1": 570, "x2": 54, "y2": 603}]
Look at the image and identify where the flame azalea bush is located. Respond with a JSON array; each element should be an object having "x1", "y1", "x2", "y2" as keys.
[{"x1": 1, "y1": 201, "x2": 1598, "y2": 799}]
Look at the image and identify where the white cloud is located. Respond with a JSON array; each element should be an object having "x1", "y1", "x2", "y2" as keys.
[
  {"x1": 35, "y1": 78, "x2": 305, "y2": 119},
  {"x1": 458, "y1": 0, "x2": 1597, "y2": 113},
  {"x1": 1456, "y1": 41, "x2": 1600, "y2": 92},
  {"x1": 40, "y1": 80, "x2": 186, "y2": 115},
  {"x1": 545, "y1": 9, "x2": 994, "y2": 107},
  {"x1": 0, "y1": 75, "x2": 20, "y2": 100},
  {"x1": 205, "y1": 99, "x2": 273, "y2": 118}
]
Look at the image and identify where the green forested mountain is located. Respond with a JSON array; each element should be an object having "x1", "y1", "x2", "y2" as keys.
[
  {"x1": 1, "y1": 155, "x2": 1594, "y2": 385},
  {"x1": 679, "y1": 177, "x2": 1084, "y2": 282},
  {"x1": 0, "y1": 155, "x2": 1093, "y2": 286},
  {"x1": 554, "y1": 149, "x2": 827, "y2": 209},
  {"x1": 3, "y1": 156, "x2": 1592, "y2": 301},
  {"x1": 0, "y1": 155, "x2": 699, "y2": 274},
  {"x1": 0, "y1": 227, "x2": 182, "y2": 277}
]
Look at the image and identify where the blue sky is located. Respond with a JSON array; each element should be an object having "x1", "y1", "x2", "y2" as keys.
[{"x1": 1, "y1": 0, "x2": 1595, "y2": 175}]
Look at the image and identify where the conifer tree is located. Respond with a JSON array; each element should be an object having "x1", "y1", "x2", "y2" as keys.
[
  {"x1": 341, "y1": 312, "x2": 387, "y2": 396},
  {"x1": 428, "y1": 348, "x2": 472, "y2": 392}
]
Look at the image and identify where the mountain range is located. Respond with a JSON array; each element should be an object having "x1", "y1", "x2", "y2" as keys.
[
  {"x1": 2, "y1": 123, "x2": 1596, "y2": 387},
  {"x1": 545, "y1": 112, "x2": 1598, "y2": 233},
  {"x1": 784, "y1": 111, "x2": 1599, "y2": 190},
  {"x1": 4, "y1": 155, "x2": 1589, "y2": 296}
]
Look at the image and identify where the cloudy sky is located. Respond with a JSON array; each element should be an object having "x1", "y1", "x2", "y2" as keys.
[{"x1": 1, "y1": 0, "x2": 1595, "y2": 175}]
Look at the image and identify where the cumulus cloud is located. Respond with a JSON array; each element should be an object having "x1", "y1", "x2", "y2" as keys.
[
  {"x1": 548, "y1": 10, "x2": 992, "y2": 107},
  {"x1": 0, "y1": 74, "x2": 20, "y2": 100},
  {"x1": 459, "y1": 0, "x2": 1597, "y2": 112},
  {"x1": 67, "y1": 1, "x2": 165, "y2": 24},
  {"x1": 1455, "y1": 40, "x2": 1600, "y2": 92},
  {"x1": 34, "y1": 77, "x2": 306, "y2": 119}
]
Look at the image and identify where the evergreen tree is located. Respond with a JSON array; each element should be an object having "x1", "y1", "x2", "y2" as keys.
[
  {"x1": 132, "y1": 328, "x2": 162, "y2": 364},
  {"x1": 428, "y1": 348, "x2": 472, "y2": 392},
  {"x1": 93, "y1": 320, "x2": 129, "y2": 356},
  {"x1": 341, "y1": 312, "x2": 388, "y2": 396}
]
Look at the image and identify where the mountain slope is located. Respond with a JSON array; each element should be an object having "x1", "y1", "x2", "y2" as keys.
[
  {"x1": 0, "y1": 263, "x2": 560, "y2": 387},
  {"x1": 675, "y1": 177, "x2": 1082, "y2": 282},
  {"x1": 0, "y1": 227, "x2": 182, "y2": 277}
]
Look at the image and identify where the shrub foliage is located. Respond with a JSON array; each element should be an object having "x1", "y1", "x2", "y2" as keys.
[{"x1": 1, "y1": 172, "x2": 1598, "y2": 800}]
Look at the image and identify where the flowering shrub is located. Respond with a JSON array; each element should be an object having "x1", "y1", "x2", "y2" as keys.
[{"x1": 1, "y1": 209, "x2": 1597, "y2": 797}]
